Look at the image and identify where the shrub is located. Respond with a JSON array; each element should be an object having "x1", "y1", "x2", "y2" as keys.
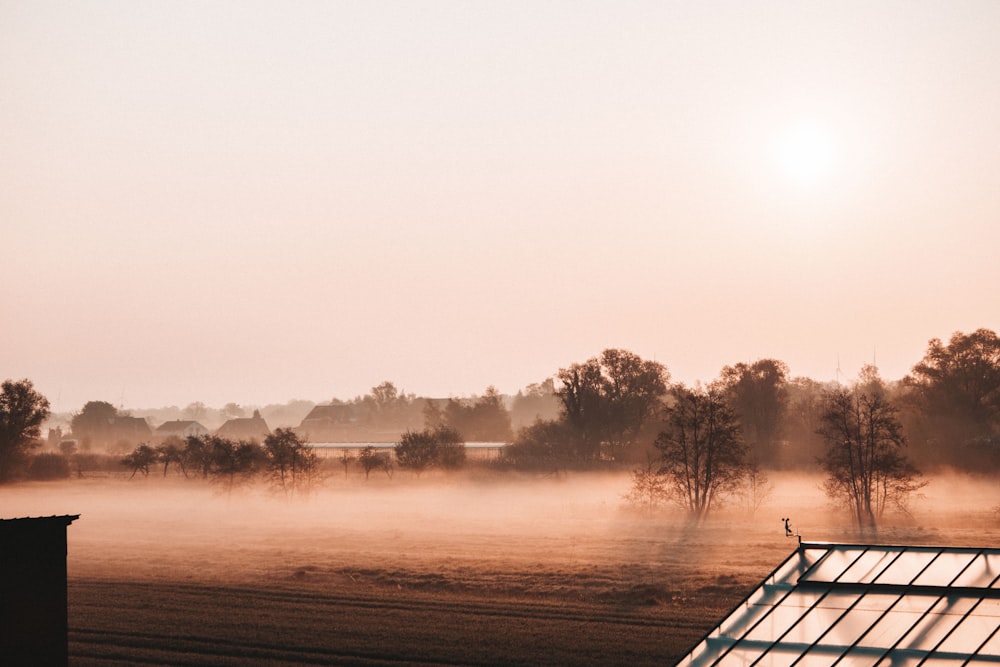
[{"x1": 28, "y1": 453, "x2": 71, "y2": 480}]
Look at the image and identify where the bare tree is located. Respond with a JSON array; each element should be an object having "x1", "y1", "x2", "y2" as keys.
[
  {"x1": 155, "y1": 437, "x2": 186, "y2": 476},
  {"x1": 339, "y1": 448, "x2": 354, "y2": 476},
  {"x1": 624, "y1": 457, "x2": 671, "y2": 514},
  {"x1": 738, "y1": 460, "x2": 774, "y2": 517},
  {"x1": 264, "y1": 428, "x2": 319, "y2": 495},
  {"x1": 819, "y1": 368, "x2": 925, "y2": 530},
  {"x1": 121, "y1": 444, "x2": 157, "y2": 478},
  {"x1": 654, "y1": 384, "x2": 748, "y2": 521},
  {"x1": 358, "y1": 445, "x2": 392, "y2": 479}
]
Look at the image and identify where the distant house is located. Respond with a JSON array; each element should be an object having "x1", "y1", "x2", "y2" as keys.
[
  {"x1": 154, "y1": 420, "x2": 208, "y2": 441},
  {"x1": 111, "y1": 416, "x2": 152, "y2": 444},
  {"x1": 296, "y1": 404, "x2": 356, "y2": 441},
  {"x1": 215, "y1": 410, "x2": 270, "y2": 441}
]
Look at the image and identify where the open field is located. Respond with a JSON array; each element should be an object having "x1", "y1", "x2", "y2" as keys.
[{"x1": 4, "y1": 470, "x2": 1000, "y2": 665}]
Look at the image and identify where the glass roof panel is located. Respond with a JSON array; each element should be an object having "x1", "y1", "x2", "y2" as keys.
[
  {"x1": 806, "y1": 547, "x2": 867, "y2": 582},
  {"x1": 773, "y1": 548, "x2": 825, "y2": 585},
  {"x1": 974, "y1": 625, "x2": 1000, "y2": 656},
  {"x1": 852, "y1": 591, "x2": 903, "y2": 612},
  {"x1": 912, "y1": 551, "x2": 978, "y2": 586},
  {"x1": 935, "y1": 602, "x2": 999, "y2": 655},
  {"x1": 719, "y1": 647, "x2": 767, "y2": 665},
  {"x1": 822, "y1": 607, "x2": 886, "y2": 651},
  {"x1": 920, "y1": 658, "x2": 971, "y2": 666},
  {"x1": 718, "y1": 590, "x2": 787, "y2": 639},
  {"x1": 743, "y1": 599, "x2": 813, "y2": 643},
  {"x1": 717, "y1": 588, "x2": 828, "y2": 640},
  {"x1": 753, "y1": 644, "x2": 808, "y2": 667},
  {"x1": 839, "y1": 549, "x2": 899, "y2": 584},
  {"x1": 856, "y1": 595, "x2": 939, "y2": 649},
  {"x1": 873, "y1": 550, "x2": 938, "y2": 585},
  {"x1": 952, "y1": 553, "x2": 1000, "y2": 587},
  {"x1": 895, "y1": 596, "x2": 978, "y2": 652},
  {"x1": 777, "y1": 595, "x2": 860, "y2": 646}
]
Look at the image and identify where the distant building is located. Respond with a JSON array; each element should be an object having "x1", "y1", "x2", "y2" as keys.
[
  {"x1": 154, "y1": 420, "x2": 208, "y2": 441},
  {"x1": 296, "y1": 404, "x2": 356, "y2": 441},
  {"x1": 111, "y1": 416, "x2": 152, "y2": 444},
  {"x1": 0, "y1": 514, "x2": 79, "y2": 666},
  {"x1": 215, "y1": 410, "x2": 270, "y2": 441}
]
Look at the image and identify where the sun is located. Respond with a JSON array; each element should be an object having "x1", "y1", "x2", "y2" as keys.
[{"x1": 775, "y1": 121, "x2": 837, "y2": 187}]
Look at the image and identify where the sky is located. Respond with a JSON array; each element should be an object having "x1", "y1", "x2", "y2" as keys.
[{"x1": 2, "y1": 1, "x2": 999, "y2": 412}]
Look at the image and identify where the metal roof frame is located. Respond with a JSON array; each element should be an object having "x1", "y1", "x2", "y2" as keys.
[{"x1": 677, "y1": 542, "x2": 1000, "y2": 666}]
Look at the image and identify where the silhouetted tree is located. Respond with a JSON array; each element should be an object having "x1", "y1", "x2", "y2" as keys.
[
  {"x1": 443, "y1": 387, "x2": 513, "y2": 442},
  {"x1": 509, "y1": 379, "x2": 561, "y2": 430},
  {"x1": 737, "y1": 461, "x2": 774, "y2": 517},
  {"x1": 395, "y1": 426, "x2": 466, "y2": 474},
  {"x1": 556, "y1": 349, "x2": 669, "y2": 461},
  {"x1": 395, "y1": 430, "x2": 437, "y2": 474},
  {"x1": 905, "y1": 328, "x2": 1000, "y2": 468},
  {"x1": 0, "y1": 379, "x2": 50, "y2": 482},
  {"x1": 263, "y1": 427, "x2": 318, "y2": 494},
  {"x1": 624, "y1": 457, "x2": 671, "y2": 514},
  {"x1": 352, "y1": 381, "x2": 422, "y2": 436},
  {"x1": 70, "y1": 400, "x2": 118, "y2": 450},
  {"x1": 221, "y1": 402, "x2": 246, "y2": 420},
  {"x1": 503, "y1": 419, "x2": 579, "y2": 471},
  {"x1": 155, "y1": 437, "x2": 186, "y2": 476},
  {"x1": 183, "y1": 435, "x2": 214, "y2": 478},
  {"x1": 358, "y1": 445, "x2": 392, "y2": 479},
  {"x1": 654, "y1": 384, "x2": 748, "y2": 521},
  {"x1": 339, "y1": 448, "x2": 355, "y2": 476},
  {"x1": 719, "y1": 359, "x2": 789, "y2": 466},
  {"x1": 434, "y1": 426, "x2": 466, "y2": 469},
  {"x1": 208, "y1": 436, "x2": 265, "y2": 491},
  {"x1": 783, "y1": 377, "x2": 830, "y2": 468},
  {"x1": 121, "y1": 444, "x2": 157, "y2": 478},
  {"x1": 183, "y1": 401, "x2": 208, "y2": 422},
  {"x1": 422, "y1": 399, "x2": 445, "y2": 430},
  {"x1": 819, "y1": 367, "x2": 925, "y2": 530}
]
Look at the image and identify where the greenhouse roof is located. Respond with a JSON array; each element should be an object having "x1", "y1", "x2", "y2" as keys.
[{"x1": 677, "y1": 542, "x2": 1000, "y2": 666}]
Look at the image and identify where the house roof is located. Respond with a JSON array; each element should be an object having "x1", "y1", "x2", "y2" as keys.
[
  {"x1": 216, "y1": 416, "x2": 270, "y2": 439},
  {"x1": 301, "y1": 404, "x2": 354, "y2": 422},
  {"x1": 678, "y1": 542, "x2": 1000, "y2": 666},
  {"x1": 154, "y1": 420, "x2": 206, "y2": 434}
]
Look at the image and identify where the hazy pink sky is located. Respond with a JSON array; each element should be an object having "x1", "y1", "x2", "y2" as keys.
[{"x1": 3, "y1": 1, "x2": 999, "y2": 412}]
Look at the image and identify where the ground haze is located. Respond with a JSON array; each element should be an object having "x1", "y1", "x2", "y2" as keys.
[{"x1": 3, "y1": 471, "x2": 999, "y2": 665}]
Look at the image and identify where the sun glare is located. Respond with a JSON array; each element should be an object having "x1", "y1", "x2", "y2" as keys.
[{"x1": 775, "y1": 121, "x2": 837, "y2": 187}]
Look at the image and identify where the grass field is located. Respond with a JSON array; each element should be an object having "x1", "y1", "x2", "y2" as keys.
[{"x1": 4, "y1": 469, "x2": 999, "y2": 665}]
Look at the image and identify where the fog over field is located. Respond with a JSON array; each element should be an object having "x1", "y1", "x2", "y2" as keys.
[
  {"x1": 4, "y1": 470, "x2": 1000, "y2": 663},
  {"x1": 6, "y1": 470, "x2": 1000, "y2": 584}
]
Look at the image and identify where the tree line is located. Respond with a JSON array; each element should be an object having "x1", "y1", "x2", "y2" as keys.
[
  {"x1": 119, "y1": 428, "x2": 320, "y2": 495},
  {"x1": 2, "y1": 328, "x2": 998, "y2": 528}
]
